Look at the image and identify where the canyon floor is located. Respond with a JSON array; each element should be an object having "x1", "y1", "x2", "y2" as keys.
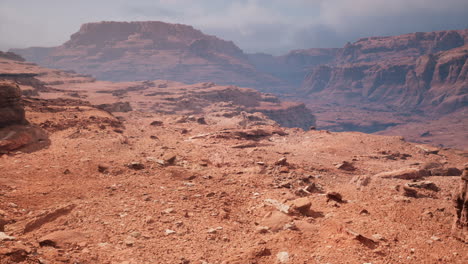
[{"x1": 1, "y1": 96, "x2": 467, "y2": 264}]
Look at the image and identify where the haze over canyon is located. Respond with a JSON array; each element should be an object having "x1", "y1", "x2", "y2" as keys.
[
  {"x1": 10, "y1": 21, "x2": 468, "y2": 149},
  {"x1": 0, "y1": 2, "x2": 467, "y2": 263}
]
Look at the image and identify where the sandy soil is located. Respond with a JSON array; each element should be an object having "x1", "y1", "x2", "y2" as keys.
[{"x1": 1, "y1": 100, "x2": 467, "y2": 264}]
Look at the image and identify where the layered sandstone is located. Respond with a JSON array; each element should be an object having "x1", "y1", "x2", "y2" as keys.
[
  {"x1": 0, "y1": 53, "x2": 316, "y2": 130},
  {"x1": 302, "y1": 30, "x2": 468, "y2": 113},
  {"x1": 303, "y1": 45, "x2": 467, "y2": 113}
]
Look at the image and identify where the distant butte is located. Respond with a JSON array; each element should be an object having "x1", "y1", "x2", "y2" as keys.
[{"x1": 10, "y1": 21, "x2": 285, "y2": 90}]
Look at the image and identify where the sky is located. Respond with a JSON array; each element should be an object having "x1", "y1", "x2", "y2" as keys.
[{"x1": 1, "y1": 0, "x2": 467, "y2": 55}]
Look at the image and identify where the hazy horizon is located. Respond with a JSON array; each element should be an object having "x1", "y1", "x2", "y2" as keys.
[{"x1": 1, "y1": 0, "x2": 468, "y2": 55}]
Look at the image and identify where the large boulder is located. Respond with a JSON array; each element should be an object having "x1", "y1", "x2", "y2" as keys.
[
  {"x1": 0, "y1": 81, "x2": 26, "y2": 128},
  {"x1": 452, "y1": 165, "x2": 468, "y2": 243}
]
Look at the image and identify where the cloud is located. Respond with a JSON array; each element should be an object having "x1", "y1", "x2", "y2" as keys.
[{"x1": 0, "y1": 0, "x2": 467, "y2": 54}]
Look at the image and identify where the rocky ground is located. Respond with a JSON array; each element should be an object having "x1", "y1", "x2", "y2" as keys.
[{"x1": 1, "y1": 93, "x2": 467, "y2": 263}]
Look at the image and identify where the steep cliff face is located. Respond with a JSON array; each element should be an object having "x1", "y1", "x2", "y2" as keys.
[
  {"x1": 302, "y1": 30, "x2": 468, "y2": 114},
  {"x1": 336, "y1": 30, "x2": 468, "y2": 64},
  {"x1": 11, "y1": 21, "x2": 282, "y2": 90}
]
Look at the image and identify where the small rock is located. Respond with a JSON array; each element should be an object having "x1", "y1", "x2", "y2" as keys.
[
  {"x1": 276, "y1": 251, "x2": 289, "y2": 263},
  {"x1": 402, "y1": 186, "x2": 418, "y2": 197},
  {"x1": 290, "y1": 197, "x2": 311, "y2": 215},
  {"x1": 256, "y1": 226, "x2": 270, "y2": 234},
  {"x1": 126, "y1": 162, "x2": 145, "y2": 170},
  {"x1": 406, "y1": 181, "x2": 439, "y2": 191},
  {"x1": 0, "y1": 232, "x2": 15, "y2": 241},
  {"x1": 264, "y1": 199, "x2": 290, "y2": 214},
  {"x1": 430, "y1": 167, "x2": 461, "y2": 176},
  {"x1": 431, "y1": 236, "x2": 441, "y2": 241},
  {"x1": 98, "y1": 163, "x2": 110, "y2": 173},
  {"x1": 350, "y1": 175, "x2": 371, "y2": 188},
  {"x1": 261, "y1": 211, "x2": 291, "y2": 232},
  {"x1": 165, "y1": 229, "x2": 176, "y2": 235},
  {"x1": 207, "y1": 228, "x2": 217, "y2": 234},
  {"x1": 283, "y1": 222, "x2": 298, "y2": 231},
  {"x1": 371, "y1": 234, "x2": 385, "y2": 241},
  {"x1": 416, "y1": 144, "x2": 439, "y2": 154},
  {"x1": 145, "y1": 216, "x2": 155, "y2": 224},
  {"x1": 163, "y1": 153, "x2": 177, "y2": 165},
  {"x1": 124, "y1": 238, "x2": 135, "y2": 246},
  {"x1": 275, "y1": 157, "x2": 288, "y2": 166},
  {"x1": 344, "y1": 228, "x2": 377, "y2": 247},
  {"x1": 326, "y1": 192, "x2": 344, "y2": 203},
  {"x1": 162, "y1": 208, "x2": 175, "y2": 214},
  {"x1": 24, "y1": 204, "x2": 76, "y2": 233},
  {"x1": 336, "y1": 161, "x2": 356, "y2": 171},
  {"x1": 150, "y1": 120, "x2": 163, "y2": 126},
  {"x1": 359, "y1": 209, "x2": 370, "y2": 215},
  {"x1": 130, "y1": 231, "x2": 141, "y2": 238},
  {"x1": 196, "y1": 117, "x2": 207, "y2": 125},
  {"x1": 38, "y1": 230, "x2": 86, "y2": 248},
  {"x1": 375, "y1": 168, "x2": 429, "y2": 180}
]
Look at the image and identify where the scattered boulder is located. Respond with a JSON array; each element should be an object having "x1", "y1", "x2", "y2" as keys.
[
  {"x1": 402, "y1": 186, "x2": 419, "y2": 198},
  {"x1": 343, "y1": 228, "x2": 378, "y2": 249},
  {"x1": 430, "y1": 167, "x2": 462, "y2": 176},
  {"x1": 0, "y1": 232, "x2": 15, "y2": 241},
  {"x1": 163, "y1": 153, "x2": 177, "y2": 165},
  {"x1": 275, "y1": 157, "x2": 288, "y2": 166},
  {"x1": 289, "y1": 197, "x2": 312, "y2": 215},
  {"x1": 406, "y1": 181, "x2": 440, "y2": 191},
  {"x1": 350, "y1": 175, "x2": 371, "y2": 188},
  {"x1": 335, "y1": 161, "x2": 356, "y2": 171},
  {"x1": 375, "y1": 168, "x2": 429, "y2": 180},
  {"x1": 415, "y1": 144, "x2": 439, "y2": 155},
  {"x1": 264, "y1": 199, "x2": 290, "y2": 214},
  {"x1": 422, "y1": 162, "x2": 443, "y2": 170},
  {"x1": 150, "y1": 120, "x2": 163, "y2": 126},
  {"x1": 97, "y1": 102, "x2": 132, "y2": 112},
  {"x1": 196, "y1": 117, "x2": 207, "y2": 125},
  {"x1": 164, "y1": 167, "x2": 197, "y2": 181},
  {"x1": 452, "y1": 165, "x2": 468, "y2": 242},
  {"x1": 98, "y1": 163, "x2": 110, "y2": 173},
  {"x1": 38, "y1": 230, "x2": 86, "y2": 248},
  {"x1": 261, "y1": 211, "x2": 291, "y2": 232},
  {"x1": 126, "y1": 162, "x2": 145, "y2": 170},
  {"x1": 0, "y1": 81, "x2": 26, "y2": 128},
  {"x1": 24, "y1": 204, "x2": 76, "y2": 233},
  {"x1": 326, "y1": 192, "x2": 344, "y2": 203}
]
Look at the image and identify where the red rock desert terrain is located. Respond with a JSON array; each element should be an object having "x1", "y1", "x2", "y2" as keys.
[
  {"x1": 12, "y1": 23, "x2": 468, "y2": 149},
  {"x1": 1, "y1": 21, "x2": 467, "y2": 264}
]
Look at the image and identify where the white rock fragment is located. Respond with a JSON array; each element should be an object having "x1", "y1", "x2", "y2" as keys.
[
  {"x1": 264, "y1": 199, "x2": 290, "y2": 214},
  {"x1": 276, "y1": 251, "x2": 289, "y2": 263}
]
